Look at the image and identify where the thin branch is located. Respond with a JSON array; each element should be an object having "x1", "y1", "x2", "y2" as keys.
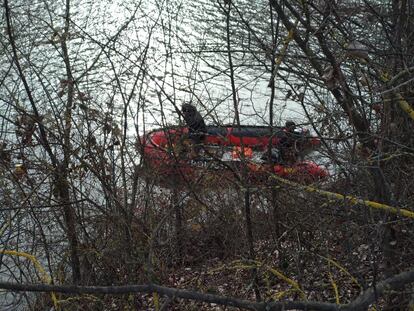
[{"x1": 3, "y1": 0, "x2": 58, "y2": 166}]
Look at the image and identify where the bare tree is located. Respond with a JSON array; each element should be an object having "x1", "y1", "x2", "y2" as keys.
[{"x1": 0, "y1": 0, "x2": 413, "y2": 310}]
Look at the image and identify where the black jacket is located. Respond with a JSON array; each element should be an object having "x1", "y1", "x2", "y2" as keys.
[{"x1": 181, "y1": 104, "x2": 206, "y2": 134}]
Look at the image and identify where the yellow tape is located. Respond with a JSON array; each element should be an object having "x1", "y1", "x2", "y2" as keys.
[
  {"x1": 321, "y1": 256, "x2": 362, "y2": 291},
  {"x1": 270, "y1": 175, "x2": 414, "y2": 219},
  {"x1": 396, "y1": 93, "x2": 414, "y2": 121},
  {"x1": 274, "y1": 289, "x2": 295, "y2": 300},
  {"x1": 328, "y1": 271, "x2": 340, "y2": 304},
  {"x1": 221, "y1": 260, "x2": 306, "y2": 300},
  {"x1": 0, "y1": 250, "x2": 58, "y2": 309},
  {"x1": 380, "y1": 71, "x2": 414, "y2": 121},
  {"x1": 153, "y1": 292, "x2": 160, "y2": 310},
  {"x1": 266, "y1": 265, "x2": 306, "y2": 299},
  {"x1": 275, "y1": 24, "x2": 297, "y2": 67}
]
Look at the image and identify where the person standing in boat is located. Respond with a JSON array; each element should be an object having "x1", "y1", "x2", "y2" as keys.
[
  {"x1": 263, "y1": 121, "x2": 299, "y2": 164},
  {"x1": 280, "y1": 121, "x2": 302, "y2": 164},
  {"x1": 181, "y1": 103, "x2": 206, "y2": 156}
]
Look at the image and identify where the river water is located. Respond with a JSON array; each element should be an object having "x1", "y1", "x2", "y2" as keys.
[{"x1": 0, "y1": 0, "x2": 317, "y2": 309}]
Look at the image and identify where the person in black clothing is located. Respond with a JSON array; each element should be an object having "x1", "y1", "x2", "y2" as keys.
[
  {"x1": 284, "y1": 120, "x2": 296, "y2": 132},
  {"x1": 281, "y1": 121, "x2": 297, "y2": 147},
  {"x1": 262, "y1": 121, "x2": 300, "y2": 164},
  {"x1": 181, "y1": 104, "x2": 206, "y2": 154},
  {"x1": 280, "y1": 121, "x2": 301, "y2": 163}
]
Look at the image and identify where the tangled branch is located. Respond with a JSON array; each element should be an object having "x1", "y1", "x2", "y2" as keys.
[{"x1": 0, "y1": 268, "x2": 413, "y2": 310}]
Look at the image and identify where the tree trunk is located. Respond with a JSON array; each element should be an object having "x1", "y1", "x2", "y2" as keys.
[{"x1": 56, "y1": 169, "x2": 81, "y2": 284}]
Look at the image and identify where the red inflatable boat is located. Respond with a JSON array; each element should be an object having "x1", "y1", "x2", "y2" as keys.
[{"x1": 140, "y1": 125, "x2": 328, "y2": 184}]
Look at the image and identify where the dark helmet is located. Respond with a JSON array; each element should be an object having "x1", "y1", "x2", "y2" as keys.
[
  {"x1": 285, "y1": 120, "x2": 296, "y2": 129},
  {"x1": 182, "y1": 103, "x2": 196, "y2": 115}
]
